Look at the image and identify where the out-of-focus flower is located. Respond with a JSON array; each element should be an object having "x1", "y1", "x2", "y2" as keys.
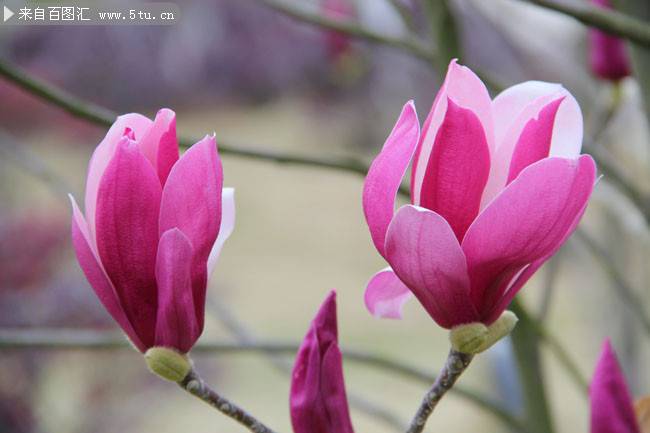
[
  {"x1": 588, "y1": 0, "x2": 631, "y2": 81},
  {"x1": 590, "y1": 340, "x2": 643, "y2": 433},
  {"x1": 321, "y1": 0, "x2": 356, "y2": 62},
  {"x1": 363, "y1": 60, "x2": 596, "y2": 330},
  {"x1": 69, "y1": 109, "x2": 235, "y2": 354},
  {"x1": 290, "y1": 291, "x2": 354, "y2": 433}
]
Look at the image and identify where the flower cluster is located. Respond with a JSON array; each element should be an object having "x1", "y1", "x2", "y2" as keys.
[{"x1": 69, "y1": 60, "x2": 618, "y2": 433}]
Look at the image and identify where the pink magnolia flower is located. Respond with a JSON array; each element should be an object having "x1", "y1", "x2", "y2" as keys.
[
  {"x1": 590, "y1": 340, "x2": 641, "y2": 433},
  {"x1": 363, "y1": 60, "x2": 596, "y2": 328},
  {"x1": 69, "y1": 109, "x2": 235, "y2": 353},
  {"x1": 588, "y1": 0, "x2": 631, "y2": 81},
  {"x1": 290, "y1": 291, "x2": 354, "y2": 433},
  {"x1": 321, "y1": 0, "x2": 356, "y2": 62}
]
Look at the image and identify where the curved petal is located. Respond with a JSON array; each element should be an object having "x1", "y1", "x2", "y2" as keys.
[
  {"x1": 492, "y1": 81, "x2": 564, "y2": 145},
  {"x1": 362, "y1": 101, "x2": 419, "y2": 258},
  {"x1": 463, "y1": 156, "x2": 596, "y2": 320},
  {"x1": 364, "y1": 267, "x2": 413, "y2": 319},
  {"x1": 159, "y1": 135, "x2": 223, "y2": 331},
  {"x1": 483, "y1": 83, "x2": 583, "y2": 207},
  {"x1": 590, "y1": 340, "x2": 640, "y2": 433},
  {"x1": 419, "y1": 98, "x2": 491, "y2": 241},
  {"x1": 85, "y1": 113, "x2": 152, "y2": 240},
  {"x1": 95, "y1": 138, "x2": 162, "y2": 348},
  {"x1": 412, "y1": 60, "x2": 494, "y2": 204},
  {"x1": 138, "y1": 108, "x2": 179, "y2": 185},
  {"x1": 155, "y1": 228, "x2": 199, "y2": 353},
  {"x1": 70, "y1": 195, "x2": 146, "y2": 352},
  {"x1": 207, "y1": 188, "x2": 235, "y2": 276},
  {"x1": 385, "y1": 205, "x2": 477, "y2": 329},
  {"x1": 507, "y1": 97, "x2": 564, "y2": 184}
]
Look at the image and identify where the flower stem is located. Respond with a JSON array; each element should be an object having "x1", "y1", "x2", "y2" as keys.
[
  {"x1": 406, "y1": 349, "x2": 473, "y2": 433},
  {"x1": 179, "y1": 369, "x2": 278, "y2": 433}
]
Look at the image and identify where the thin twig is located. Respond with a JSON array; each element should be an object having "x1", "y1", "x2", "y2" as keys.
[
  {"x1": 251, "y1": 0, "x2": 435, "y2": 62},
  {"x1": 207, "y1": 298, "x2": 407, "y2": 430},
  {"x1": 179, "y1": 368, "x2": 278, "y2": 433},
  {"x1": 0, "y1": 58, "x2": 373, "y2": 173},
  {"x1": 526, "y1": 0, "x2": 650, "y2": 47},
  {"x1": 0, "y1": 327, "x2": 529, "y2": 432},
  {"x1": 406, "y1": 349, "x2": 473, "y2": 433}
]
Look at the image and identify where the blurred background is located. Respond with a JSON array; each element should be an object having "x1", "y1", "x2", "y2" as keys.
[{"x1": 0, "y1": 0, "x2": 649, "y2": 432}]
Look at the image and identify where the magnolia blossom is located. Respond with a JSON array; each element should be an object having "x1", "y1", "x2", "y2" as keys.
[
  {"x1": 321, "y1": 0, "x2": 356, "y2": 62},
  {"x1": 290, "y1": 291, "x2": 354, "y2": 433},
  {"x1": 588, "y1": 0, "x2": 631, "y2": 81},
  {"x1": 70, "y1": 109, "x2": 234, "y2": 353},
  {"x1": 590, "y1": 340, "x2": 642, "y2": 433},
  {"x1": 363, "y1": 60, "x2": 596, "y2": 328}
]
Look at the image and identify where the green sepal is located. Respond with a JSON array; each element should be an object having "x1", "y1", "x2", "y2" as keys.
[
  {"x1": 449, "y1": 310, "x2": 519, "y2": 354},
  {"x1": 144, "y1": 346, "x2": 192, "y2": 383}
]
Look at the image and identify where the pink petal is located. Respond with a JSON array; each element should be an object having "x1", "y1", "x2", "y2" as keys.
[
  {"x1": 384, "y1": 205, "x2": 477, "y2": 329},
  {"x1": 95, "y1": 138, "x2": 162, "y2": 348},
  {"x1": 462, "y1": 156, "x2": 596, "y2": 321},
  {"x1": 419, "y1": 98, "x2": 491, "y2": 241},
  {"x1": 412, "y1": 60, "x2": 494, "y2": 204},
  {"x1": 154, "y1": 228, "x2": 199, "y2": 353},
  {"x1": 290, "y1": 291, "x2": 354, "y2": 433},
  {"x1": 85, "y1": 113, "x2": 152, "y2": 241},
  {"x1": 364, "y1": 267, "x2": 413, "y2": 319},
  {"x1": 320, "y1": 345, "x2": 354, "y2": 433},
  {"x1": 483, "y1": 82, "x2": 583, "y2": 207},
  {"x1": 590, "y1": 340, "x2": 640, "y2": 433},
  {"x1": 69, "y1": 195, "x2": 146, "y2": 352},
  {"x1": 207, "y1": 188, "x2": 235, "y2": 276},
  {"x1": 507, "y1": 97, "x2": 564, "y2": 184},
  {"x1": 362, "y1": 101, "x2": 419, "y2": 258},
  {"x1": 159, "y1": 135, "x2": 223, "y2": 332},
  {"x1": 138, "y1": 108, "x2": 179, "y2": 185},
  {"x1": 484, "y1": 177, "x2": 592, "y2": 324}
]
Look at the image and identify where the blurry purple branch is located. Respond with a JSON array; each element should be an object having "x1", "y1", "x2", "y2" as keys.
[
  {"x1": 406, "y1": 350, "x2": 473, "y2": 433},
  {"x1": 252, "y1": 0, "x2": 435, "y2": 62},
  {"x1": 0, "y1": 58, "x2": 374, "y2": 178},
  {"x1": 206, "y1": 299, "x2": 408, "y2": 431},
  {"x1": 526, "y1": 0, "x2": 650, "y2": 47},
  {"x1": 0, "y1": 327, "x2": 529, "y2": 432}
]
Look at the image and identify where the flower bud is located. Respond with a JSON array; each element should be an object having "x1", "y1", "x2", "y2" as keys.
[
  {"x1": 144, "y1": 346, "x2": 192, "y2": 382},
  {"x1": 450, "y1": 310, "x2": 518, "y2": 354}
]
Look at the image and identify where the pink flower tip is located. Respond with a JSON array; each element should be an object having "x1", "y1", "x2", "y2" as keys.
[
  {"x1": 590, "y1": 339, "x2": 641, "y2": 433},
  {"x1": 290, "y1": 290, "x2": 354, "y2": 433}
]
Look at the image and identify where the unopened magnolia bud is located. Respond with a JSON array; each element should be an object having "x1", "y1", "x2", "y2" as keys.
[
  {"x1": 449, "y1": 311, "x2": 518, "y2": 354},
  {"x1": 144, "y1": 347, "x2": 192, "y2": 382}
]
